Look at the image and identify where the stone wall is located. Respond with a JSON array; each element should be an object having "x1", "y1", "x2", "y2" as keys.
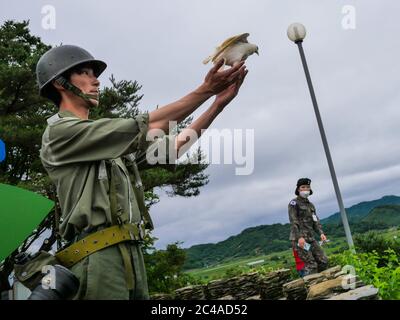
[{"x1": 151, "y1": 266, "x2": 379, "y2": 300}]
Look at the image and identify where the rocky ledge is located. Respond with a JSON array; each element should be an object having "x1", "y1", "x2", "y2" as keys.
[{"x1": 151, "y1": 266, "x2": 379, "y2": 300}]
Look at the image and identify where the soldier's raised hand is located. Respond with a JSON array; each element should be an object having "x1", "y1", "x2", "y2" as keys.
[{"x1": 203, "y1": 60, "x2": 246, "y2": 95}]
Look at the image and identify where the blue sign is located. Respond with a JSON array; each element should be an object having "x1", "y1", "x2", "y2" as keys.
[{"x1": 0, "y1": 139, "x2": 5, "y2": 162}]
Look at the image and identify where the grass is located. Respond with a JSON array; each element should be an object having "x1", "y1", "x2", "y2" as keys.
[{"x1": 186, "y1": 250, "x2": 293, "y2": 281}]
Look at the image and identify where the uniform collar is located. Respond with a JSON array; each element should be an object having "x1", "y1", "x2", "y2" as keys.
[
  {"x1": 296, "y1": 196, "x2": 309, "y2": 203},
  {"x1": 58, "y1": 110, "x2": 81, "y2": 119}
]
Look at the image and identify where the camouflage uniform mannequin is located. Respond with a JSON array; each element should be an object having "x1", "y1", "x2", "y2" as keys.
[{"x1": 288, "y1": 178, "x2": 328, "y2": 276}]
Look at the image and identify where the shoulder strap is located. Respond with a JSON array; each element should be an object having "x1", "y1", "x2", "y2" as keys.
[
  {"x1": 107, "y1": 160, "x2": 124, "y2": 225},
  {"x1": 123, "y1": 155, "x2": 154, "y2": 230}
]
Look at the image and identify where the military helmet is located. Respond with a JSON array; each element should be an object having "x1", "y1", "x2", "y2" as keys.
[
  {"x1": 36, "y1": 45, "x2": 107, "y2": 103},
  {"x1": 295, "y1": 177, "x2": 313, "y2": 195}
]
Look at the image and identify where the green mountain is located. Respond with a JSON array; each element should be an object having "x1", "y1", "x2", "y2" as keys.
[
  {"x1": 362, "y1": 205, "x2": 400, "y2": 226},
  {"x1": 183, "y1": 195, "x2": 400, "y2": 270},
  {"x1": 320, "y1": 195, "x2": 400, "y2": 224},
  {"x1": 185, "y1": 223, "x2": 290, "y2": 269}
]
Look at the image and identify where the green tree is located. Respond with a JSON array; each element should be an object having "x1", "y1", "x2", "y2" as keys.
[
  {"x1": 0, "y1": 20, "x2": 53, "y2": 188},
  {"x1": 144, "y1": 240, "x2": 199, "y2": 294},
  {"x1": 354, "y1": 231, "x2": 400, "y2": 264}
]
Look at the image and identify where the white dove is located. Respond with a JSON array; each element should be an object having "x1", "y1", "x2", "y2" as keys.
[{"x1": 203, "y1": 33, "x2": 259, "y2": 68}]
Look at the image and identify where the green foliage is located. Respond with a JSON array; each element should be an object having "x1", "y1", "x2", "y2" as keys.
[
  {"x1": 0, "y1": 20, "x2": 54, "y2": 189},
  {"x1": 330, "y1": 249, "x2": 400, "y2": 300},
  {"x1": 362, "y1": 205, "x2": 400, "y2": 226},
  {"x1": 321, "y1": 195, "x2": 400, "y2": 224},
  {"x1": 354, "y1": 231, "x2": 400, "y2": 260},
  {"x1": 255, "y1": 264, "x2": 276, "y2": 276},
  {"x1": 223, "y1": 266, "x2": 248, "y2": 279},
  {"x1": 328, "y1": 230, "x2": 400, "y2": 299},
  {"x1": 144, "y1": 241, "x2": 201, "y2": 294},
  {"x1": 184, "y1": 223, "x2": 292, "y2": 270}
]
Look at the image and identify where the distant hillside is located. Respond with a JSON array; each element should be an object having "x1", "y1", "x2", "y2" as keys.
[
  {"x1": 320, "y1": 195, "x2": 400, "y2": 224},
  {"x1": 185, "y1": 224, "x2": 291, "y2": 269},
  {"x1": 183, "y1": 195, "x2": 400, "y2": 270},
  {"x1": 362, "y1": 205, "x2": 400, "y2": 226}
]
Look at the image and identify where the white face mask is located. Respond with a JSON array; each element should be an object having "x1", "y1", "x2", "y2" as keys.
[{"x1": 299, "y1": 190, "x2": 310, "y2": 198}]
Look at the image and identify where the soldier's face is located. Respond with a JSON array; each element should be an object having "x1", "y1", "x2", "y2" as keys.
[
  {"x1": 70, "y1": 67, "x2": 100, "y2": 107},
  {"x1": 299, "y1": 185, "x2": 311, "y2": 192}
]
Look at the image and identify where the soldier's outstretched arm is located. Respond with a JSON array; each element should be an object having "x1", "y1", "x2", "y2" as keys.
[
  {"x1": 174, "y1": 68, "x2": 248, "y2": 157},
  {"x1": 136, "y1": 66, "x2": 248, "y2": 168},
  {"x1": 147, "y1": 60, "x2": 246, "y2": 133}
]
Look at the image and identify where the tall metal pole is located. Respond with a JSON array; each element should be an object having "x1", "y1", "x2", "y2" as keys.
[{"x1": 295, "y1": 39, "x2": 355, "y2": 251}]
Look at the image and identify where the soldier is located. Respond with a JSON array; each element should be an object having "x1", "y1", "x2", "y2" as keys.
[
  {"x1": 36, "y1": 45, "x2": 247, "y2": 299},
  {"x1": 288, "y1": 178, "x2": 328, "y2": 276}
]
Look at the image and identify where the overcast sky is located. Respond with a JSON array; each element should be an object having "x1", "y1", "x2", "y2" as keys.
[{"x1": 2, "y1": 0, "x2": 400, "y2": 249}]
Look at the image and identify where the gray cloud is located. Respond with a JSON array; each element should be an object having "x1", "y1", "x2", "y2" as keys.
[{"x1": 2, "y1": 0, "x2": 400, "y2": 249}]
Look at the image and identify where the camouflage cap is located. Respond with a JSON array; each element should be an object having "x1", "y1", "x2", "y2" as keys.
[{"x1": 296, "y1": 178, "x2": 311, "y2": 187}]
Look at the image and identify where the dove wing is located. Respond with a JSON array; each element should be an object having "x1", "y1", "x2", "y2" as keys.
[
  {"x1": 203, "y1": 33, "x2": 250, "y2": 64},
  {"x1": 206, "y1": 33, "x2": 250, "y2": 64}
]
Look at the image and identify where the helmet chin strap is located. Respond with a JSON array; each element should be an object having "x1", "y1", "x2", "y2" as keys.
[{"x1": 55, "y1": 76, "x2": 98, "y2": 108}]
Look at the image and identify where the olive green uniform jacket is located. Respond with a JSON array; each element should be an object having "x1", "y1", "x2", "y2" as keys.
[{"x1": 40, "y1": 110, "x2": 157, "y2": 299}]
